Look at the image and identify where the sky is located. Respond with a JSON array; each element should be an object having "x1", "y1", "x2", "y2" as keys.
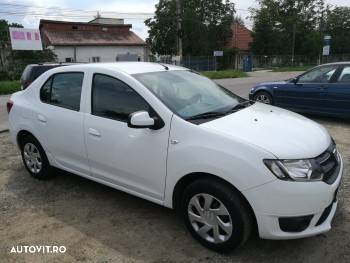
[{"x1": 0, "y1": 0, "x2": 348, "y2": 40}]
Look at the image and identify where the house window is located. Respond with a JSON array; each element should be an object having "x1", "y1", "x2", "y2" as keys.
[
  {"x1": 72, "y1": 26, "x2": 78, "y2": 30},
  {"x1": 92, "y1": 57, "x2": 100, "y2": 63},
  {"x1": 65, "y1": 58, "x2": 74, "y2": 62}
]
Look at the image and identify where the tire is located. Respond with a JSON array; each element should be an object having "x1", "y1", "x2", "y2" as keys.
[
  {"x1": 253, "y1": 91, "x2": 274, "y2": 105},
  {"x1": 20, "y1": 135, "x2": 52, "y2": 180},
  {"x1": 181, "y1": 178, "x2": 253, "y2": 252}
]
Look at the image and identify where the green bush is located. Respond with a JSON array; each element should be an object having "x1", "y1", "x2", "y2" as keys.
[
  {"x1": 0, "y1": 81, "x2": 20, "y2": 95},
  {"x1": 202, "y1": 70, "x2": 248, "y2": 79}
]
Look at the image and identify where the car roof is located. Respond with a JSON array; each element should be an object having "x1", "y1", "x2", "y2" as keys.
[
  {"x1": 320, "y1": 61, "x2": 350, "y2": 66},
  {"x1": 54, "y1": 62, "x2": 186, "y2": 75}
]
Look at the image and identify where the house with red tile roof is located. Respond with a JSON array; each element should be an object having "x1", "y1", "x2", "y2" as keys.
[
  {"x1": 39, "y1": 19, "x2": 148, "y2": 63},
  {"x1": 224, "y1": 23, "x2": 253, "y2": 70}
]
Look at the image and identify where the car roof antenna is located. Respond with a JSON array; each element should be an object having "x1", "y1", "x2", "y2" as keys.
[{"x1": 158, "y1": 63, "x2": 169, "y2": 71}]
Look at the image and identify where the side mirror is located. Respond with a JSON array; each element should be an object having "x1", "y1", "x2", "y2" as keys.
[
  {"x1": 128, "y1": 111, "x2": 155, "y2": 129},
  {"x1": 128, "y1": 110, "x2": 165, "y2": 130},
  {"x1": 291, "y1": 78, "x2": 298, "y2": 84}
]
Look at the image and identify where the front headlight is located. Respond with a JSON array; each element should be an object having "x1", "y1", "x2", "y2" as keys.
[{"x1": 264, "y1": 159, "x2": 324, "y2": 181}]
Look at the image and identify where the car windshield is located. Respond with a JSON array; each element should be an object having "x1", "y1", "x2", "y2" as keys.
[{"x1": 133, "y1": 70, "x2": 245, "y2": 119}]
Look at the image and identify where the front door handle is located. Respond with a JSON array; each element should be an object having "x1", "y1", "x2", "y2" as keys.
[
  {"x1": 37, "y1": 115, "x2": 47, "y2": 123},
  {"x1": 88, "y1": 128, "x2": 101, "y2": 137}
]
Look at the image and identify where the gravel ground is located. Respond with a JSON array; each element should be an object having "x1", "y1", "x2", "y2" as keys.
[{"x1": 0, "y1": 115, "x2": 349, "y2": 263}]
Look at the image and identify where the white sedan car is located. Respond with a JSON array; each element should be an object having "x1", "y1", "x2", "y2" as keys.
[{"x1": 7, "y1": 63, "x2": 343, "y2": 251}]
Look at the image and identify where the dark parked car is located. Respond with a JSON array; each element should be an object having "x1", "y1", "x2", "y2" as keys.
[
  {"x1": 249, "y1": 62, "x2": 350, "y2": 118},
  {"x1": 20, "y1": 63, "x2": 67, "y2": 90}
]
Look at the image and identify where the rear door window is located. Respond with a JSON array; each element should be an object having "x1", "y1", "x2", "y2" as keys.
[
  {"x1": 40, "y1": 72, "x2": 84, "y2": 111},
  {"x1": 336, "y1": 66, "x2": 350, "y2": 83}
]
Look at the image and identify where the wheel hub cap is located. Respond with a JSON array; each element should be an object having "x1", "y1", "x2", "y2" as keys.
[
  {"x1": 23, "y1": 143, "x2": 42, "y2": 174},
  {"x1": 188, "y1": 193, "x2": 233, "y2": 244}
]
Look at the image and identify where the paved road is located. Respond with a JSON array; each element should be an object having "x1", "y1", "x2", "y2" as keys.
[
  {"x1": 215, "y1": 71, "x2": 301, "y2": 98},
  {"x1": 0, "y1": 71, "x2": 302, "y2": 131}
]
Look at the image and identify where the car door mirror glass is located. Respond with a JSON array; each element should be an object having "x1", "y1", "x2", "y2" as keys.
[{"x1": 128, "y1": 111, "x2": 155, "y2": 129}]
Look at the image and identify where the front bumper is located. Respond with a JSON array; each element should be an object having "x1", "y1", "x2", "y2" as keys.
[{"x1": 243, "y1": 153, "x2": 343, "y2": 240}]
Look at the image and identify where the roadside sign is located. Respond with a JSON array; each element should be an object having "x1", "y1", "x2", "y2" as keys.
[
  {"x1": 213, "y1": 51, "x2": 223, "y2": 57},
  {"x1": 323, "y1": 45, "x2": 330, "y2": 56},
  {"x1": 324, "y1": 35, "x2": 331, "y2": 46},
  {"x1": 9, "y1": 27, "x2": 43, "y2": 50}
]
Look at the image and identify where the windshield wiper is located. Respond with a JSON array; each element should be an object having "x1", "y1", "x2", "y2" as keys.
[
  {"x1": 226, "y1": 101, "x2": 253, "y2": 113},
  {"x1": 186, "y1": 111, "x2": 226, "y2": 120},
  {"x1": 186, "y1": 101, "x2": 253, "y2": 120}
]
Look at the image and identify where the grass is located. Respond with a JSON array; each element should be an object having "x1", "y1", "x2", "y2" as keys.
[
  {"x1": 202, "y1": 70, "x2": 248, "y2": 79},
  {"x1": 0, "y1": 81, "x2": 21, "y2": 95},
  {"x1": 271, "y1": 66, "x2": 313, "y2": 72}
]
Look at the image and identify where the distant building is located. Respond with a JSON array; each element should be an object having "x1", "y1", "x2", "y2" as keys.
[
  {"x1": 39, "y1": 19, "x2": 148, "y2": 63},
  {"x1": 225, "y1": 23, "x2": 253, "y2": 70}
]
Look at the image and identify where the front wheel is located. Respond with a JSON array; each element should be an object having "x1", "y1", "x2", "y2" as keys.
[
  {"x1": 20, "y1": 135, "x2": 52, "y2": 180},
  {"x1": 181, "y1": 178, "x2": 253, "y2": 252},
  {"x1": 253, "y1": 91, "x2": 274, "y2": 105}
]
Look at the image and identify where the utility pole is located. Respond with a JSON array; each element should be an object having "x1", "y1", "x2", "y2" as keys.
[
  {"x1": 291, "y1": 23, "x2": 296, "y2": 67},
  {"x1": 175, "y1": 0, "x2": 182, "y2": 65}
]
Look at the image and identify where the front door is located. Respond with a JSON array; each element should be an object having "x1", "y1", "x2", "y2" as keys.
[
  {"x1": 84, "y1": 73, "x2": 171, "y2": 201},
  {"x1": 281, "y1": 65, "x2": 337, "y2": 114}
]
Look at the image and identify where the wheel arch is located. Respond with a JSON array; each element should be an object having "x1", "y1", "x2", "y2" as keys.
[
  {"x1": 172, "y1": 172, "x2": 257, "y2": 231},
  {"x1": 17, "y1": 130, "x2": 36, "y2": 148},
  {"x1": 253, "y1": 88, "x2": 275, "y2": 104}
]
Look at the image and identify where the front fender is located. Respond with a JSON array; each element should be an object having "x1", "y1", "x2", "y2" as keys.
[{"x1": 163, "y1": 115, "x2": 277, "y2": 208}]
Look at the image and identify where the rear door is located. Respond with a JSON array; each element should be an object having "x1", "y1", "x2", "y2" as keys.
[
  {"x1": 326, "y1": 65, "x2": 350, "y2": 117},
  {"x1": 33, "y1": 69, "x2": 90, "y2": 175},
  {"x1": 280, "y1": 65, "x2": 338, "y2": 114}
]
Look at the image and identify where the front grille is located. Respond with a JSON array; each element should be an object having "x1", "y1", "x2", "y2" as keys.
[{"x1": 316, "y1": 142, "x2": 341, "y2": 185}]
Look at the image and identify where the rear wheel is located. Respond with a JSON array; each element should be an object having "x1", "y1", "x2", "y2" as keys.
[
  {"x1": 181, "y1": 178, "x2": 253, "y2": 252},
  {"x1": 254, "y1": 91, "x2": 274, "y2": 105},
  {"x1": 20, "y1": 135, "x2": 52, "y2": 180}
]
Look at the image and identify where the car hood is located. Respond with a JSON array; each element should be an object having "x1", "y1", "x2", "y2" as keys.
[
  {"x1": 200, "y1": 103, "x2": 331, "y2": 159},
  {"x1": 253, "y1": 80, "x2": 287, "y2": 87}
]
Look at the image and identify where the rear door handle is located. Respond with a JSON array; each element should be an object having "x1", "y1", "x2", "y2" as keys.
[
  {"x1": 37, "y1": 115, "x2": 47, "y2": 123},
  {"x1": 88, "y1": 128, "x2": 101, "y2": 137},
  {"x1": 318, "y1": 86, "x2": 328, "y2": 90}
]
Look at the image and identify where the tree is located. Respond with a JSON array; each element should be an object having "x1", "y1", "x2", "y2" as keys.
[
  {"x1": 94, "y1": 11, "x2": 102, "y2": 19},
  {"x1": 250, "y1": 0, "x2": 326, "y2": 58},
  {"x1": 323, "y1": 7, "x2": 350, "y2": 54},
  {"x1": 145, "y1": 0, "x2": 234, "y2": 56},
  {"x1": 1, "y1": 19, "x2": 23, "y2": 43},
  {"x1": 233, "y1": 15, "x2": 245, "y2": 26}
]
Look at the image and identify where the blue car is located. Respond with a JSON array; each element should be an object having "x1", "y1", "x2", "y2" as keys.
[{"x1": 249, "y1": 62, "x2": 350, "y2": 118}]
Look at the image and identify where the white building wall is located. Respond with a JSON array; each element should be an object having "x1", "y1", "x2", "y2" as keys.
[{"x1": 53, "y1": 46, "x2": 146, "y2": 63}]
